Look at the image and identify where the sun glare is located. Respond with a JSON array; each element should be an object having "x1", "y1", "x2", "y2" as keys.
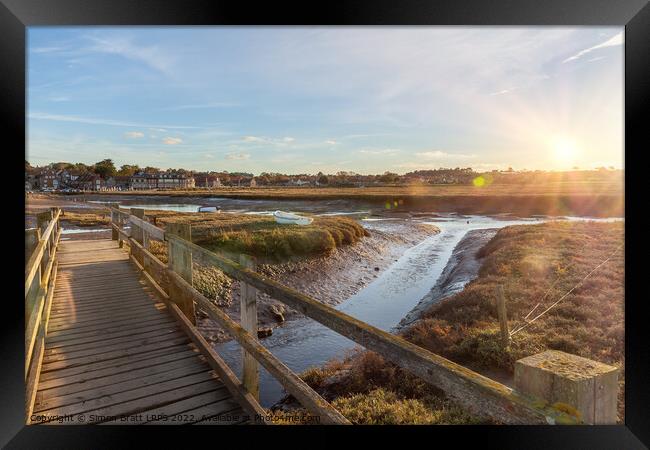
[{"x1": 550, "y1": 137, "x2": 580, "y2": 168}]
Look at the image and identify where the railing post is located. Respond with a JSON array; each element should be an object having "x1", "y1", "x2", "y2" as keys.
[
  {"x1": 110, "y1": 203, "x2": 119, "y2": 241},
  {"x1": 130, "y1": 208, "x2": 145, "y2": 244},
  {"x1": 36, "y1": 211, "x2": 52, "y2": 285},
  {"x1": 496, "y1": 285, "x2": 510, "y2": 348},
  {"x1": 240, "y1": 254, "x2": 259, "y2": 400},
  {"x1": 25, "y1": 228, "x2": 40, "y2": 267},
  {"x1": 167, "y1": 223, "x2": 195, "y2": 324}
]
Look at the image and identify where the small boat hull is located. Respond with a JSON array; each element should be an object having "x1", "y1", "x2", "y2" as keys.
[
  {"x1": 274, "y1": 210, "x2": 313, "y2": 225},
  {"x1": 198, "y1": 206, "x2": 221, "y2": 213}
]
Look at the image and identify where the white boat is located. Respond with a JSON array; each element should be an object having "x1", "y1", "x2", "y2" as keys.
[
  {"x1": 274, "y1": 210, "x2": 313, "y2": 225},
  {"x1": 198, "y1": 205, "x2": 221, "y2": 213}
]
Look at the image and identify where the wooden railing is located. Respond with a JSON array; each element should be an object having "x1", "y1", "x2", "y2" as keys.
[
  {"x1": 109, "y1": 206, "x2": 580, "y2": 425},
  {"x1": 25, "y1": 207, "x2": 62, "y2": 421}
]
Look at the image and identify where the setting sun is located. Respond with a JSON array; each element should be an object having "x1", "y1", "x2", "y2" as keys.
[{"x1": 550, "y1": 137, "x2": 581, "y2": 168}]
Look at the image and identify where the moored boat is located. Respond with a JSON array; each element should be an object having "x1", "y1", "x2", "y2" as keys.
[
  {"x1": 274, "y1": 210, "x2": 313, "y2": 225},
  {"x1": 198, "y1": 205, "x2": 221, "y2": 213}
]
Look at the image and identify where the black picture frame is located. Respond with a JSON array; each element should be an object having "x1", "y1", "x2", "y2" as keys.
[{"x1": 2, "y1": 0, "x2": 648, "y2": 448}]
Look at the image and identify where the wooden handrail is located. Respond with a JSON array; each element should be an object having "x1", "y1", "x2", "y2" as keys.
[
  {"x1": 115, "y1": 209, "x2": 579, "y2": 425},
  {"x1": 25, "y1": 209, "x2": 61, "y2": 297},
  {"x1": 166, "y1": 269, "x2": 350, "y2": 425},
  {"x1": 25, "y1": 208, "x2": 62, "y2": 422}
]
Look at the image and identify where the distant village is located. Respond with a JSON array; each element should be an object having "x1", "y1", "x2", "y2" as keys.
[{"x1": 25, "y1": 159, "x2": 621, "y2": 192}]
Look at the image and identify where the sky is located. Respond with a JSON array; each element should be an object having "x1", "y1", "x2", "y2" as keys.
[{"x1": 27, "y1": 27, "x2": 624, "y2": 175}]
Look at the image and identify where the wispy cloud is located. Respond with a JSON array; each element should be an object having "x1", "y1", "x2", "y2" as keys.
[
  {"x1": 416, "y1": 150, "x2": 476, "y2": 159},
  {"x1": 124, "y1": 131, "x2": 144, "y2": 139},
  {"x1": 162, "y1": 102, "x2": 238, "y2": 111},
  {"x1": 86, "y1": 34, "x2": 175, "y2": 75},
  {"x1": 562, "y1": 32, "x2": 623, "y2": 63},
  {"x1": 358, "y1": 148, "x2": 400, "y2": 155},
  {"x1": 29, "y1": 112, "x2": 202, "y2": 130},
  {"x1": 162, "y1": 137, "x2": 183, "y2": 145},
  {"x1": 226, "y1": 152, "x2": 250, "y2": 160},
  {"x1": 243, "y1": 136, "x2": 265, "y2": 143},
  {"x1": 325, "y1": 140, "x2": 338, "y2": 145}
]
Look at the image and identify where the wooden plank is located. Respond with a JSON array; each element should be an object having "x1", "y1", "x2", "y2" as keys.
[
  {"x1": 42, "y1": 331, "x2": 187, "y2": 364},
  {"x1": 25, "y1": 326, "x2": 45, "y2": 423},
  {"x1": 239, "y1": 254, "x2": 259, "y2": 401},
  {"x1": 46, "y1": 316, "x2": 176, "y2": 343},
  {"x1": 45, "y1": 324, "x2": 182, "y2": 354},
  {"x1": 38, "y1": 345, "x2": 198, "y2": 382},
  {"x1": 40, "y1": 335, "x2": 191, "y2": 372},
  {"x1": 167, "y1": 270, "x2": 349, "y2": 425},
  {"x1": 38, "y1": 356, "x2": 206, "y2": 401},
  {"x1": 46, "y1": 308, "x2": 169, "y2": 333},
  {"x1": 35, "y1": 363, "x2": 211, "y2": 413},
  {"x1": 183, "y1": 399, "x2": 245, "y2": 425},
  {"x1": 47, "y1": 305, "x2": 163, "y2": 327},
  {"x1": 129, "y1": 215, "x2": 165, "y2": 241},
  {"x1": 143, "y1": 391, "x2": 237, "y2": 425},
  {"x1": 168, "y1": 234, "x2": 577, "y2": 425},
  {"x1": 49, "y1": 292, "x2": 155, "y2": 313},
  {"x1": 37, "y1": 373, "x2": 221, "y2": 421}
]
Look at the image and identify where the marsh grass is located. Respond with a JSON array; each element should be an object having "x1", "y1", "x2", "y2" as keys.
[
  {"x1": 59, "y1": 209, "x2": 110, "y2": 227},
  {"x1": 147, "y1": 211, "x2": 368, "y2": 261},
  {"x1": 297, "y1": 221, "x2": 624, "y2": 424}
]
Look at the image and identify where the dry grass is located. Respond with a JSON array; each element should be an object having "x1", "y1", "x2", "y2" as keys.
[
  {"x1": 297, "y1": 221, "x2": 625, "y2": 424},
  {"x1": 146, "y1": 211, "x2": 369, "y2": 261},
  {"x1": 59, "y1": 209, "x2": 110, "y2": 227},
  {"x1": 83, "y1": 179, "x2": 624, "y2": 216}
]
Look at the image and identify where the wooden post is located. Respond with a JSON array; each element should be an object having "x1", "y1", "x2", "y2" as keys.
[
  {"x1": 130, "y1": 208, "x2": 145, "y2": 244},
  {"x1": 496, "y1": 285, "x2": 510, "y2": 348},
  {"x1": 36, "y1": 211, "x2": 52, "y2": 282},
  {"x1": 515, "y1": 350, "x2": 619, "y2": 424},
  {"x1": 25, "y1": 229, "x2": 40, "y2": 266},
  {"x1": 110, "y1": 203, "x2": 119, "y2": 241},
  {"x1": 240, "y1": 254, "x2": 259, "y2": 400},
  {"x1": 167, "y1": 222, "x2": 195, "y2": 324}
]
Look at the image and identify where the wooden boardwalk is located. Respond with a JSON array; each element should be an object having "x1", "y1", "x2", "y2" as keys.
[{"x1": 32, "y1": 239, "x2": 247, "y2": 425}]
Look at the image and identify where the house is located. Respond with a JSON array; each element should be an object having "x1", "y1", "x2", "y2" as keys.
[
  {"x1": 130, "y1": 171, "x2": 196, "y2": 190},
  {"x1": 58, "y1": 169, "x2": 82, "y2": 187},
  {"x1": 194, "y1": 174, "x2": 222, "y2": 188},
  {"x1": 73, "y1": 172, "x2": 103, "y2": 191},
  {"x1": 38, "y1": 167, "x2": 60, "y2": 190},
  {"x1": 249, "y1": 177, "x2": 257, "y2": 187},
  {"x1": 105, "y1": 175, "x2": 132, "y2": 191}
]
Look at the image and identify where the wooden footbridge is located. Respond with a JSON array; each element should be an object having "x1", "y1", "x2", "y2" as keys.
[{"x1": 24, "y1": 206, "x2": 586, "y2": 425}]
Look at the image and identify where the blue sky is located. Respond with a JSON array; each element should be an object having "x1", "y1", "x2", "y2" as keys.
[{"x1": 27, "y1": 27, "x2": 623, "y2": 174}]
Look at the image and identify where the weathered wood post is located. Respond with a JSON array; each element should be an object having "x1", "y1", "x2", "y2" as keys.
[
  {"x1": 109, "y1": 203, "x2": 119, "y2": 241},
  {"x1": 514, "y1": 350, "x2": 619, "y2": 424},
  {"x1": 239, "y1": 254, "x2": 260, "y2": 400},
  {"x1": 130, "y1": 208, "x2": 145, "y2": 244},
  {"x1": 25, "y1": 228, "x2": 40, "y2": 267},
  {"x1": 167, "y1": 222, "x2": 196, "y2": 324},
  {"x1": 36, "y1": 211, "x2": 52, "y2": 283},
  {"x1": 496, "y1": 285, "x2": 510, "y2": 348}
]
